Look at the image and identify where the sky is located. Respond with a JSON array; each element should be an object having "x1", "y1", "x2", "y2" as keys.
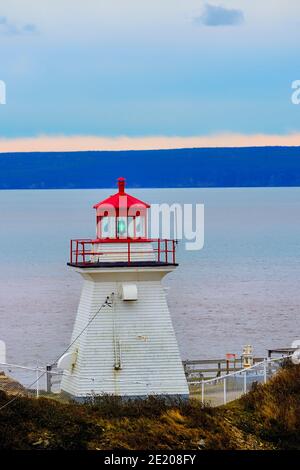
[{"x1": 0, "y1": 0, "x2": 300, "y2": 151}]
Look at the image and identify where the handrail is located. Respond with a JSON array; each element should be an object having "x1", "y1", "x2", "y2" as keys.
[
  {"x1": 70, "y1": 238, "x2": 176, "y2": 243},
  {"x1": 69, "y1": 238, "x2": 177, "y2": 265},
  {"x1": 202, "y1": 355, "x2": 292, "y2": 385},
  {"x1": 0, "y1": 361, "x2": 189, "y2": 385}
]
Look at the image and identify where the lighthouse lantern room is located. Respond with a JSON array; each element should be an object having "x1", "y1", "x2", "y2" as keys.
[
  {"x1": 94, "y1": 177, "x2": 149, "y2": 240},
  {"x1": 60, "y1": 178, "x2": 189, "y2": 400}
]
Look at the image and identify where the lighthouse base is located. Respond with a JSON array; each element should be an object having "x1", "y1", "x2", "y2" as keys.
[
  {"x1": 60, "y1": 266, "x2": 189, "y2": 399},
  {"x1": 61, "y1": 391, "x2": 190, "y2": 404}
]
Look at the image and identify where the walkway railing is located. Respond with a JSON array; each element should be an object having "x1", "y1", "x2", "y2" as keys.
[
  {"x1": 0, "y1": 362, "x2": 62, "y2": 398},
  {"x1": 197, "y1": 356, "x2": 291, "y2": 406},
  {"x1": 0, "y1": 356, "x2": 290, "y2": 406},
  {"x1": 183, "y1": 356, "x2": 265, "y2": 381},
  {"x1": 69, "y1": 238, "x2": 177, "y2": 266},
  {"x1": 0, "y1": 362, "x2": 188, "y2": 399}
]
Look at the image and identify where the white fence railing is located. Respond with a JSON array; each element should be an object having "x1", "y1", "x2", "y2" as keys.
[
  {"x1": 0, "y1": 356, "x2": 291, "y2": 405},
  {"x1": 0, "y1": 362, "x2": 192, "y2": 399},
  {"x1": 199, "y1": 356, "x2": 290, "y2": 406}
]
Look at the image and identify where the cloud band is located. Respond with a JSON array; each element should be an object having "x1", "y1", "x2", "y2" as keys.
[{"x1": 0, "y1": 133, "x2": 300, "y2": 153}]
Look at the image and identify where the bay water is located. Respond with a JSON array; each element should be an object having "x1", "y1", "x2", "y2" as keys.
[{"x1": 0, "y1": 187, "x2": 299, "y2": 370}]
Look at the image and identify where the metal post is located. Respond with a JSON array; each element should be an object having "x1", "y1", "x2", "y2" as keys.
[
  {"x1": 91, "y1": 242, "x2": 94, "y2": 263},
  {"x1": 165, "y1": 240, "x2": 168, "y2": 263},
  {"x1": 223, "y1": 378, "x2": 227, "y2": 404},
  {"x1": 36, "y1": 367, "x2": 39, "y2": 398},
  {"x1": 82, "y1": 242, "x2": 86, "y2": 264},
  {"x1": 128, "y1": 241, "x2": 131, "y2": 264},
  {"x1": 158, "y1": 239, "x2": 160, "y2": 262},
  {"x1": 263, "y1": 361, "x2": 267, "y2": 384},
  {"x1": 243, "y1": 372, "x2": 247, "y2": 394},
  {"x1": 268, "y1": 350, "x2": 271, "y2": 359},
  {"x1": 201, "y1": 381, "x2": 204, "y2": 404},
  {"x1": 46, "y1": 365, "x2": 52, "y2": 393},
  {"x1": 75, "y1": 240, "x2": 79, "y2": 264}
]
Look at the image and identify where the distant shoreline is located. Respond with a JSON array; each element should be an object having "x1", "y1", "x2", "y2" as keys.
[
  {"x1": 1, "y1": 186, "x2": 300, "y2": 191},
  {"x1": 1, "y1": 146, "x2": 300, "y2": 190}
]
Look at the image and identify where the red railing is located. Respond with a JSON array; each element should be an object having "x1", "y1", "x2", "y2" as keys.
[{"x1": 69, "y1": 238, "x2": 177, "y2": 266}]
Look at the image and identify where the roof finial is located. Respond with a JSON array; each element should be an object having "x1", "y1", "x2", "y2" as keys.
[{"x1": 118, "y1": 177, "x2": 125, "y2": 195}]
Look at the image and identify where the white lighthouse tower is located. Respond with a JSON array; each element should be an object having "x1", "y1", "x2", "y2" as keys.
[{"x1": 60, "y1": 178, "x2": 189, "y2": 400}]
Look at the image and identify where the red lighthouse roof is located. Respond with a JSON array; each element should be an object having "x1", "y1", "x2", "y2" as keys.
[{"x1": 93, "y1": 177, "x2": 150, "y2": 210}]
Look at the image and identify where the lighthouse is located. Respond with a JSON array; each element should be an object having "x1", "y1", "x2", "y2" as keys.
[{"x1": 60, "y1": 178, "x2": 189, "y2": 400}]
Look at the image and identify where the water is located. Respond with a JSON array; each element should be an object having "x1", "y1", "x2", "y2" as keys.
[{"x1": 0, "y1": 187, "x2": 299, "y2": 370}]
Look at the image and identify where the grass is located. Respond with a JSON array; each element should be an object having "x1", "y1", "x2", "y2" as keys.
[{"x1": 0, "y1": 363, "x2": 300, "y2": 450}]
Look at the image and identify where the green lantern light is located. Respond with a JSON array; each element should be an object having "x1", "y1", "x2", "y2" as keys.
[{"x1": 117, "y1": 219, "x2": 127, "y2": 236}]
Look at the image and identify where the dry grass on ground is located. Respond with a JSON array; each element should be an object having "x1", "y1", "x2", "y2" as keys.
[{"x1": 0, "y1": 363, "x2": 300, "y2": 450}]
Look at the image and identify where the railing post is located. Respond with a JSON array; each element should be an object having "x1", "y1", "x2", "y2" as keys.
[
  {"x1": 75, "y1": 240, "x2": 79, "y2": 264},
  {"x1": 82, "y1": 242, "x2": 85, "y2": 264},
  {"x1": 165, "y1": 240, "x2": 168, "y2": 263},
  {"x1": 128, "y1": 241, "x2": 131, "y2": 264},
  {"x1": 158, "y1": 239, "x2": 161, "y2": 262},
  {"x1": 172, "y1": 240, "x2": 175, "y2": 264},
  {"x1": 70, "y1": 240, "x2": 73, "y2": 264},
  {"x1": 201, "y1": 381, "x2": 204, "y2": 404},
  {"x1": 263, "y1": 361, "x2": 267, "y2": 384},
  {"x1": 223, "y1": 378, "x2": 227, "y2": 404},
  {"x1": 243, "y1": 371, "x2": 247, "y2": 394},
  {"x1": 36, "y1": 367, "x2": 39, "y2": 398},
  {"x1": 91, "y1": 242, "x2": 94, "y2": 263},
  {"x1": 46, "y1": 365, "x2": 52, "y2": 393}
]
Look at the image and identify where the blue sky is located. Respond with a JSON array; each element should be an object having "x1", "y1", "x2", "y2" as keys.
[{"x1": 0, "y1": 0, "x2": 300, "y2": 150}]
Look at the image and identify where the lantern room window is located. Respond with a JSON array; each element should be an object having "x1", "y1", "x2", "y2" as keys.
[
  {"x1": 117, "y1": 217, "x2": 127, "y2": 237},
  {"x1": 99, "y1": 215, "x2": 116, "y2": 238},
  {"x1": 97, "y1": 213, "x2": 147, "y2": 239}
]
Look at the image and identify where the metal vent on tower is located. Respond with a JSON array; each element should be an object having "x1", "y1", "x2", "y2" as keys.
[{"x1": 121, "y1": 284, "x2": 138, "y2": 301}]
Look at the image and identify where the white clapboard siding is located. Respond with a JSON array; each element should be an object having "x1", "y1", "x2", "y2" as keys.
[
  {"x1": 61, "y1": 242, "x2": 188, "y2": 399},
  {"x1": 61, "y1": 276, "x2": 189, "y2": 398}
]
